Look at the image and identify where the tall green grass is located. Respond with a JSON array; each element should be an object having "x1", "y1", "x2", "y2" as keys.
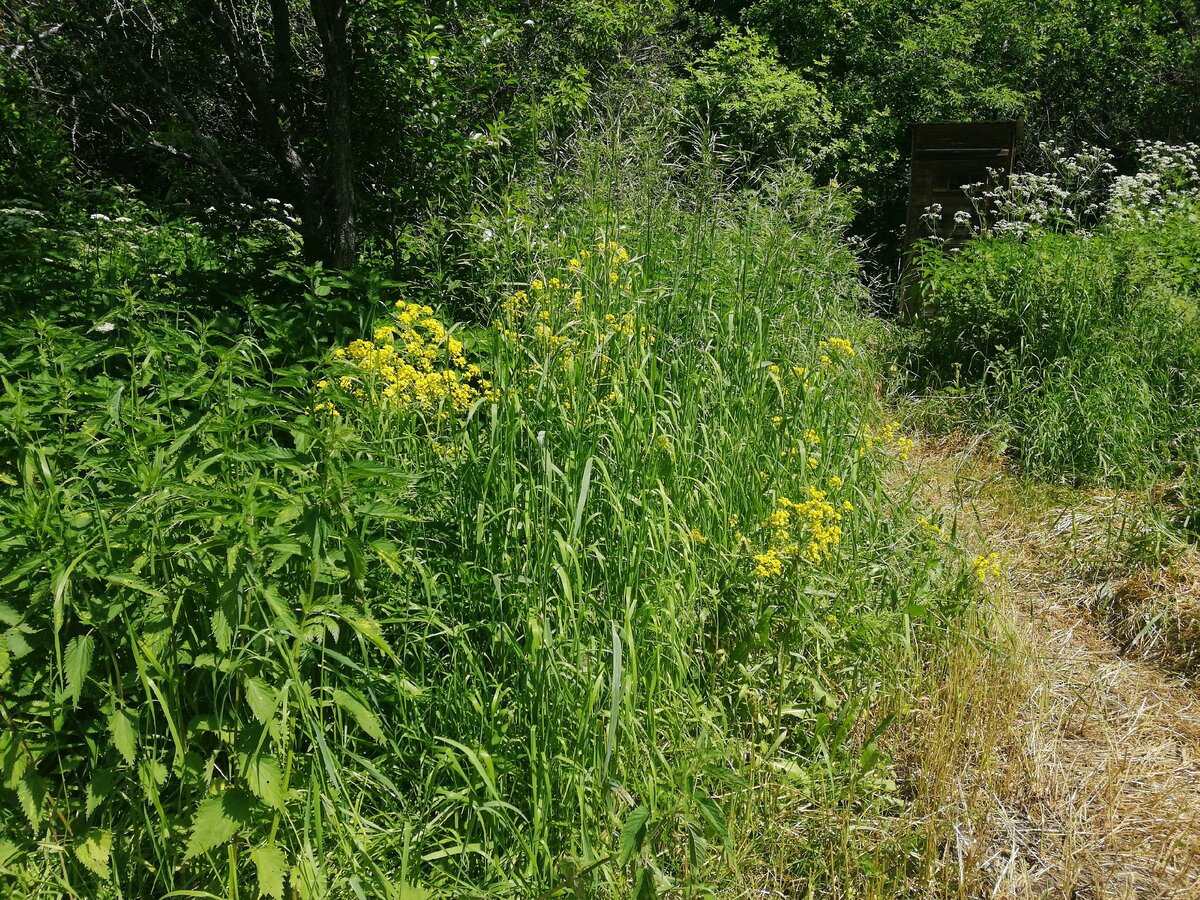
[
  {"x1": 910, "y1": 206, "x2": 1200, "y2": 485},
  {"x1": 1, "y1": 123, "x2": 977, "y2": 898}
]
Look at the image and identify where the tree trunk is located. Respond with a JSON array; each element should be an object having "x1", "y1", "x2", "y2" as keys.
[{"x1": 311, "y1": 0, "x2": 356, "y2": 269}]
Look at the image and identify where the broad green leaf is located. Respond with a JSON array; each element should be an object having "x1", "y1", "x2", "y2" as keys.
[
  {"x1": 291, "y1": 847, "x2": 326, "y2": 900},
  {"x1": 244, "y1": 753, "x2": 286, "y2": 810},
  {"x1": 0, "y1": 601, "x2": 20, "y2": 627},
  {"x1": 211, "y1": 607, "x2": 232, "y2": 652},
  {"x1": 74, "y1": 828, "x2": 112, "y2": 880},
  {"x1": 633, "y1": 867, "x2": 658, "y2": 900},
  {"x1": 87, "y1": 768, "x2": 118, "y2": 817},
  {"x1": 618, "y1": 806, "x2": 651, "y2": 866},
  {"x1": 245, "y1": 677, "x2": 279, "y2": 726},
  {"x1": 251, "y1": 843, "x2": 288, "y2": 900},
  {"x1": 695, "y1": 795, "x2": 730, "y2": 853},
  {"x1": 64, "y1": 633, "x2": 94, "y2": 705},
  {"x1": 6, "y1": 628, "x2": 32, "y2": 659},
  {"x1": 184, "y1": 790, "x2": 253, "y2": 859},
  {"x1": 16, "y1": 772, "x2": 44, "y2": 830},
  {"x1": 332, "y1": 688, "x2": 384, "y2": 742},
  {"x1": 108, "y1": 709, "x2": 138, "y2": 766}
]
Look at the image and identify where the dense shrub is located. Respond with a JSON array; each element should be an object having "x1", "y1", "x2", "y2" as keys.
[{"x1": 685, "y1": 27, "x2": 836, "y2": 163}]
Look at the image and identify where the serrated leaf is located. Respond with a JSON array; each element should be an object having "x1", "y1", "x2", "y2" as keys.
[
  {"x1": 74, "y1": 828, "x2": 112, "y2": 880},
  {"x1": 244, "y1": 753, "x2": 286, "y2": 810},
  {"x1": 618, "y1": 806, "x2": 651, "y2": 866},
  {"x1": 86, "y1": 770, "x2": 116, "y2": 817},
  {"x1": 695, "y1": 795, "x2": 730, "y2": 853},
  {"x1": 399, "y1": 882, "x2": 432, "y2": 900},
  {"x1": 16, "y1": 772, "x2": 44, "y2": 830},
  {"x1": 108, "y1": 709, "x2": 138, "y2": 766},
  {"x1": 0, "y1": 601, "x2": 19, "y2": 627},
  {"x1": 138, "y1": 756, "x2": 168, "y2": 799},
  {"x1": 211, "y1": 606, "x2": 232, "y2": 652},
  {"x1": 251, "y1": 843, "x2": 288, "y2": 899},
  {"x1": 6, "y1": 629, "x2": 33, "y2": 658},
  {"x1": 184, "y1": 790, "x2": 253, "y2": 859},
  {"x1": 291, "y1": 847, "x2": 326, "y2": 900},
  {"x1": 332, "y1": 688, "x2": 384, "y2": 742},
  {"x1": 245, "y1": 677, "x2": 278, "y2": 726},
  {"x1": 64, "y1": 634, "x2": 94, "y2": 705}
]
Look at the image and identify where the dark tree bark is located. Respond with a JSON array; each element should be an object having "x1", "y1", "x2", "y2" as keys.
[
  {"x1": 310, "y1": 0, "x2": 356, "y2": 269},
  {"x1": 3, "y1": 0, "x2": 360, "y2": 268}
]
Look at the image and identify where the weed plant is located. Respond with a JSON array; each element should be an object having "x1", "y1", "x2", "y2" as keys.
[
  {"x1": 1, "y1": 122, "x2": 977, "y2": 898},
  {"x1": 909, "y1": 143, "x2": 1200, "y2": 486}
]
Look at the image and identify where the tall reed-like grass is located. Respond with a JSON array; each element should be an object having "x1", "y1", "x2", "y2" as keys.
[{"x1": 1, "y1": 121, "x2": 977, "y2": 898}]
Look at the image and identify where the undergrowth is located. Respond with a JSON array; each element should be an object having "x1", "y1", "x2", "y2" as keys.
[
  {"x1": 0, "y1": 119, "x2": 980, "y2": 898},
  {"x1": 906, "y1": 142, "x2": 1200, "y2": 487}
]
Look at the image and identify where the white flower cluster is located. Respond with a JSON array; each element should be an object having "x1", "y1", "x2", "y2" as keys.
[{"x1": 943, "y1": 140, "x2": 1200, "y2": 240}]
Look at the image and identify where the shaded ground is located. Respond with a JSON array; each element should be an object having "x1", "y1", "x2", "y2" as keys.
[{"x1": 911, "y1": 434, "x2": 1200, "y2": 899}]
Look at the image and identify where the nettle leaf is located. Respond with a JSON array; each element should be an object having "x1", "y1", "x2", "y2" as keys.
[
  {"x1": 108, "y1": 709, "x2": 138, "y2": 766},
  {"x1": 633, "y1": 866, "x2": 658, "y2": 900},
  {"x1": 16, "y1": 772, "x2": 45, "y2": 830},
  {"x1": 64, "y1": 633, "x2": 95, "y2": 705},
  {"x1": 251, "y1": 843, "x2": 288, "y2": 900},
  {"x1": 211, "y1": 606, "x2": 233, "y2": 653},
  {"x1": 6, "y1": 628, "x2": 33, "y2": 659},
  {"x1": 291, "y1": 847, "x2": 326, "y2": 900},
  {"x1": 245, "y1": 677, "x2": 278, "y2": 725},
  {"x1": 331, "y1": 688, "x2": 384, "y2": 742},
  {"x1": 618, "y1": 806, "x2": 651, "y2": 866},
  {"x1": 695, "y1": 795, "x2": 730, "y2": 854},
  {"x1": 0, "y1": 601, "x2": 20, "y2": 627},
  {"x1": 184, "y1": 789, "x2": 254, "y2": 859},
  {"x1": 74, "y1": 827, "x2": 113, "y2": 880},
  {"x1": 244, "y1": 752, "x2": 287, "y2": 810},
  {"x1": 87, "y1": 768, "x2": 118, "y2": 817}
]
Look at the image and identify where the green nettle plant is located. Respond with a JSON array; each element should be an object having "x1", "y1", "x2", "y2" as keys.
[{"x1": 0, "y1": 121, "x2": 977, "y2": 898}]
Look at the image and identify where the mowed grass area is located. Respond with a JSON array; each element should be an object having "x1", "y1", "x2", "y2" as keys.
[{"x1": 0, "y1": 131, "x2": 982, "y2": 899}]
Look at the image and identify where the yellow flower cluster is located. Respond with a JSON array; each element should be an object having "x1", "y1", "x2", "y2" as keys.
[
  {"x1": 598, "y1": 240, "x2": 634, "y2": 292},
  {"x1": 752, "y1": 548, "x2": 784, "y2": 578},
  {"x1": 820, "y1": 337, "x2": 856, "y2": 358},
  {"x1": 859, "y1": 420, "x2": 912, "y2": 460},
  {"x1": 328, "y1": 302, "x2": 493, "y2": 414},
  {"x1": 917, "y1": 514, "x2": 944, "y2": 538},
  {"x1": 751, "y1": 485, "x2": 848, "y2": 577},
  {"x1": 972, "y1": 552, "x2": 1002, "y2": 582}
]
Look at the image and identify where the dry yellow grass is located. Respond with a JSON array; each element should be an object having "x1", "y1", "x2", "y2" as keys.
[{"x1": 902, "y1": 434, "x2": 1200, "y2": 899}]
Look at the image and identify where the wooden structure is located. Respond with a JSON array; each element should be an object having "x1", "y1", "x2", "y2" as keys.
[{"x1": 901, "y1": 120, "x2": 1022, "y2": 317}]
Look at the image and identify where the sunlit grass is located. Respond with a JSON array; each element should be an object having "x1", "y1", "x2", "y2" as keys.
[{"x1": 0, "y1": 128, "x2": 979, "y2": 898}]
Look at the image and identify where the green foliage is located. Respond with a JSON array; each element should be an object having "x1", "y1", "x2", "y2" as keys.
[
  {"x1": 911, "y1": 204, "x2": 1200, "y2": 484},
  {"x1": 686, "y1": 27, "x2": 835, "y2": 163},
  {"x1": 0, "y1": 65, "x2": 70, "y2": 205},
  {"x1": 686, "y1": 0, "x2": 1199, "y2": 247},
  {"x1": 0, "y1": 113, "x2": 976, "y2": 898}
]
